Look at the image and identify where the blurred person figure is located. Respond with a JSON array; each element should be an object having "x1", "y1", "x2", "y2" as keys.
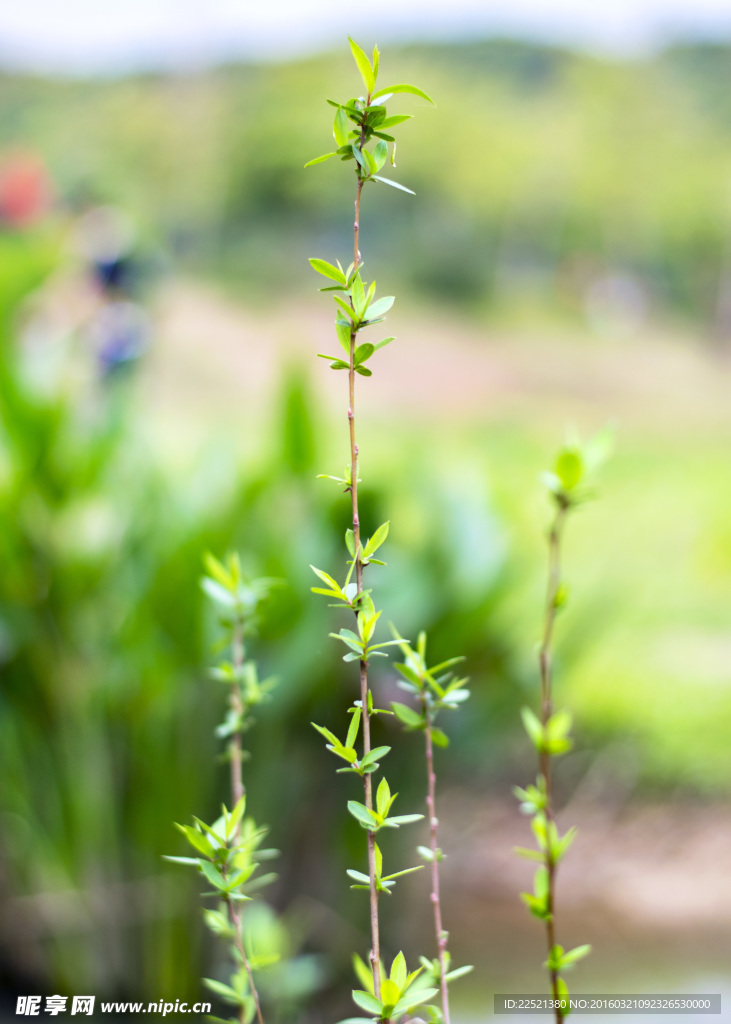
[{"x1": 73, "y1": 205, "x2": 151, "y2": 377}]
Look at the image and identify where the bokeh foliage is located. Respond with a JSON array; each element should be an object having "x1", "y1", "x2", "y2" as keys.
[{"x1": 2, "y1": 40, "x2": 731, "y2": 322}]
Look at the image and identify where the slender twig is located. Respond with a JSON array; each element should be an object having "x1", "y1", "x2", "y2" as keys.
[
  {"x1": 230, "y1": 619, "x2": 246, "y2": 812},
  {"x1": 347, "y1": 122, "x2": 382, "y2": 999},
  {"x1": 228, "y1": 611, "x2": 265, "y2": 1024},
  {"x1": 538, "y1": 499, "x2": 568, "y2": 1024},
  {"x1": 227, "y1": 888, "x2": 265, "y2": 1024},
  {"x1": 422, "y1": 702, "x2": 450, "y2": 1024}
]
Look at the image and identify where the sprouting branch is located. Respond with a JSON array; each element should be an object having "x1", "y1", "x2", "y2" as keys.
[
  {"x1": 515, "y1": 434, "x2": 612, "y2": 1019},
  {"x1": 423, "y1": 706, "x2": 450, "y2": 1024},
  {"x1": 308, "y1": 38, "x2": 438, "y2": 1022}
]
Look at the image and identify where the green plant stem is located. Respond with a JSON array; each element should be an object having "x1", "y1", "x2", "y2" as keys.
[
  {"x1": 230, "y1": 617, "x2": 246, "y2": 812},
  {"x1": 227, "y1": 617, "x2": 265, "y2": 1024},
  {"x1": 538, "y1": 500, "x2": 568, "y2": 1024},
  {"x1": 348, "y1": 159, "x2": 382, "y2": 1000},
  {"x1": 422, "y1": 703, "x2": 451, "y2": 1024},
  {"x1": 227, "y1": 893, "x2": 265, "y2": 1024}
]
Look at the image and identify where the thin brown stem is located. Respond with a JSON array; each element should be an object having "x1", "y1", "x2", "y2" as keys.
[
  {"x1": 423, "y1": 705, "x2": 450, "y2": 1024},
  {"x1": 347, "y1": 149, "x2": 381, "y2": 997},
  {"x1": 227, "y1": 616, "x2": 265, "y2": 1023},
  {"x1": 230, "y1": 619, "x2": 245, "y2": 812},
  {"x1": 227, "y1": 894, "x2": 265, "y2": 1024},
  {"x1": 538, "y1": 501, "x2": 568, "y2": 1024}
]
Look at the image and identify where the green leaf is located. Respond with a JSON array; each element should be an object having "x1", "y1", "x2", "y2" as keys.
[
  {"x1": 361, "y1": 745, "x2": 391, "y2": 768},
  {"x1": 334, "y1": 295, "x2": 357, "y2": 321},
  {"x1": 347, "y1": 869, "x2": 371, "y2": 885},
  {"x1": 310, "y1": 258, "x2": 346, "y2": 284},
  {"x1": 334, "y1": 107, "x2": 350, "y2": 147},
  {"x1": 534, "y1": 865, "x2": 549, "y2": 901},
  {"x1": 373, "y1": 139, "x2": 388, "y2": 171},
  {"x1": 380, "y1": 978, "x2": 400, "y2": 1007},
  {"x1": 348, "y1": 800, "x2": 378, "y2": 829},
  {"x1": 352, "y1": 990, "x2": 382, "y2": 1014},
  {"x1": 386, "y1": 813, "x2": 423, "y2": 826},
  {"x1": 376, "y1": 777, "x2": 392, "y2": 817},
  {"x1": 372, "y1": 83, "x2": 434, "y2": 103},
  {"x1": 202, "y1": 980, "x2": 240, "y2": 1004},
  {"x1": 346, "y1": 707, "x2": 361, "y2": 749},
  {"x1": 372, "y1": 175, "x2": 415, "y2": 194},
  {"x1": 383, "y1": 864, "x2": 423, "y2": 882},
  {"x1": 555, "y1": 825, "x2": 578, "y2": 861},
  {"x1": 354, "y1": 342, "x2": 375, "y2": 366},
  {"x1": 305, "y1": 152, "x2": 338, "y2": 167},
  {"x1": 431, "y1": 728, "x2": 449, "y2": 748},
  {"x1": 348, "y1": 38, "x2": 376, "y2": 93},
  {"x1": 555, "y1": 449, "x2": 583, "y2": 490},
  {"x1": 226, "y1": 795, "x2": 247, "y2": 840},
  {"x1": 175, "y1": 823, "x2": 215, "y2": 858},
  {"x1": 392, "y1": 701, "x2": 423, "y2": 729},
  {"x1": 521, "y1": 706, "x2": 544, "y2": 749},
  {"x1": 557, "y1": 977, "x2": 571, "y2": 1017},
  {"x1": 445, "y1": 964, "x2": 474, "y2": 982},
  {"x1": 513, "y1": 846, "x2": 545, "y2": 862},
  {"x1": 390, "y1": 951, "x2": 407, "y2": 989},
  {"x1": 362, "y1": 148, "x2": 378, "y2": 176},
  {"x1": 352, "y1": 953, "x2": 375, "y2": 996},
  {"x1": 365, "y1": 296, "x2": 395, "y2": 320},
  {"x1": 379, "y1": 114, "x2": 413, "y2": 128},
  {"x1": 311, "y1": 722, "x2": 339, "y2": 746},
  {"x1": 199, "y1": 861, "x2": 227, "y2": 891},
  {"x1": 392, "y1": 987, "x2": 439, "y2": 1014},
  {"x1": 561, "y1": 943, "x2": 591, "y2": 967},
  {"x1": 351, "y1": 273, "x2": 367, "y2": 317},
  {"x1": 363, "y1": 520, "x2": 389, "y2": 559},
  {"x1": 336, "y1": 321, "x2": 352, "y2": 354}
]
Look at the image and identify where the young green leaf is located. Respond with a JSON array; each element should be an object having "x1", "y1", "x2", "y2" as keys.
[
  {"x1": 310, "y1": 258, "x2": 347, "y2": 284},
  {"x1": 305, "y1": 151, "x2": 338, "y2": 167},
  {"x1": 371, "y1": 83, "x2": 434, "y2": 104},
  {"x1": 334, "y1": 107, "x2": 350, "y2": 147},
  {"x1": 372, "y1": 175, "x2": 415, "y2": 194},
  {"x1": 348, "y1": 38, "x2": 376, "y2": 93}
]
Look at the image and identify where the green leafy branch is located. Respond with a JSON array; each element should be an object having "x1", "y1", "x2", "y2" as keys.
[
  {"x1": 305, "y1": 37, "x2": 433, "y2": 197},
  {"x1": 347, "y1": 777, "x2": 423, "y2": 833},
  {"x1": 514, "y1": 431, "x2": 611, "y2": 1020},
  {"x1": 347, "y1": 841, "x2": 423, "y2": 895},
  {"x1": 308, "y1": 39, "x2": 433, "y2": 1006},
  {"x1": 389, "y1": 631, "x2": 473, "y2": 1023},
  {"x1": 339, "y1": 950, "x2": 439, "y2": 1023}
]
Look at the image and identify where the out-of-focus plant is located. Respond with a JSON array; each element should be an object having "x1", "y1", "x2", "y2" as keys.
[
  {"x1": 306, "y1": 39, "x2": 471, "y2": 1024},
  {"x1": 514, "y1": 432, "x2": 611, "y2": 1020},
  {"x1": 166, "y1": 554, "x2": 279, "y2": 1024}
]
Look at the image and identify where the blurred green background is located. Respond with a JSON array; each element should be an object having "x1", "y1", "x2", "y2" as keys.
[{"x1": 2, "y1": 33, "x2": 731, "y2": 1024}]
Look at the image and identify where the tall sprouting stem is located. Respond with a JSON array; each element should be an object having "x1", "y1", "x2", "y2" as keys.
[
  {"x1": 390, "y1": 632, "x2": 473, "y2": 1024},
  {"x1": 307, "y1": 38, "x2": 446, "y2": 1024},
  {"x1": 348, "y1": 133, "x2": 381, "y2": 997},
  {"x1": 166, "y1": 554, "x2": 278, "y2": 1024},
  {"x1": 515, "y1": 433, "x2": 612, "y2": 1017}
]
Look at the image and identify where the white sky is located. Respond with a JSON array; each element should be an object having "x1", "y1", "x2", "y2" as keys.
[{"x1": 1, "y1": 0, "x2": 731, "y2": 72}]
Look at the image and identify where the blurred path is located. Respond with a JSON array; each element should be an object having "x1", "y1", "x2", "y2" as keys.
[{"x1": 144, "y1": 278, "x2": 731, "y2": 439}]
